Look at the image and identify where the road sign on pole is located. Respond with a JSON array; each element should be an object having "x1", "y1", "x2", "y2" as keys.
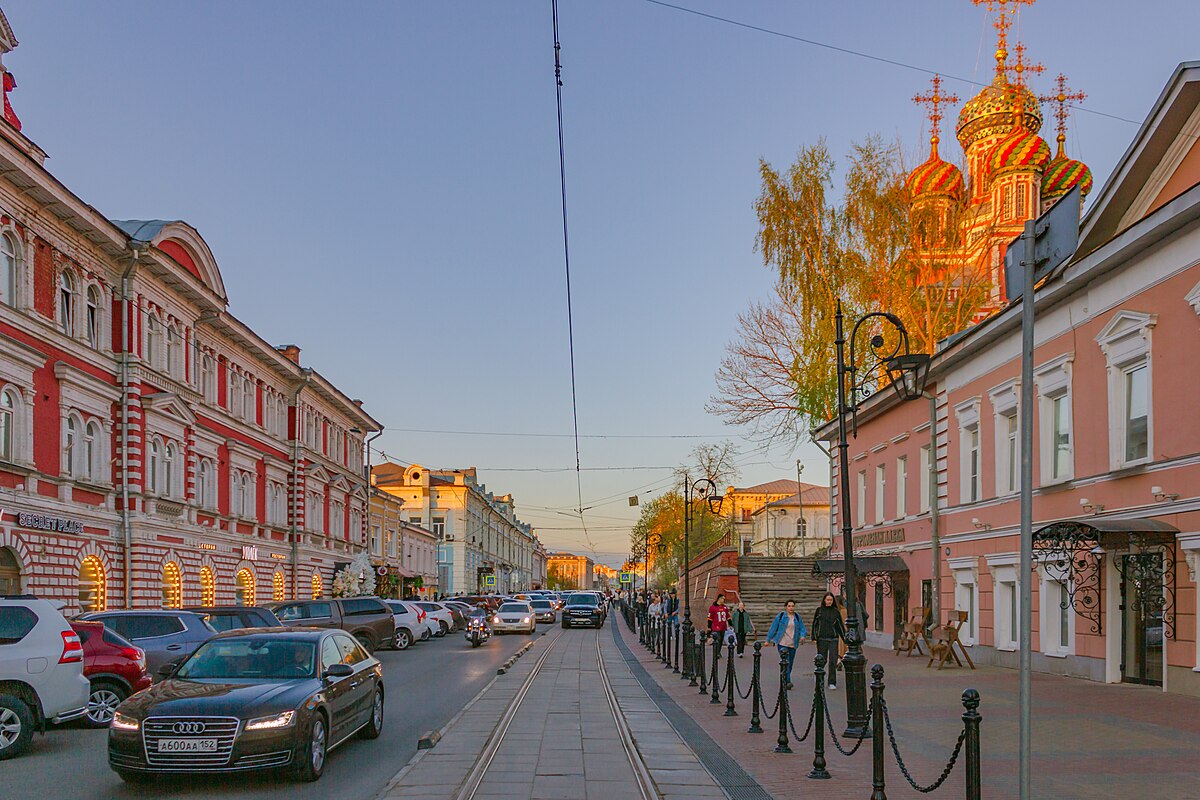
[
  {"x1": 619, "y1": 571, "x2": 632, "y2": 584},
  {"x1": 483, "y1": 574, "x2": 496, "y2": 588},
  {"x1": 1012, "y1": 186, "x2": 1081, "y2": 800}
]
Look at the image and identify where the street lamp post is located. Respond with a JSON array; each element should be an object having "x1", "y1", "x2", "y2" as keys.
[
  {"x1": 833, "y1": 300, "x2": 930, "y2": 738},
  {"x1": 681, "y1": 474, "x2": 722, "y2": 681}
]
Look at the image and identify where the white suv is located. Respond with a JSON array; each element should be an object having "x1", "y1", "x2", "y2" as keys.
[{"x1": 0, "y1": 597, "x2": 90, "y2": 759}]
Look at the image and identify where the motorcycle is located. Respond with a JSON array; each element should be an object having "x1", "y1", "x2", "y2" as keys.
[{"x1": 465, "y1": 618, "x2": 491, "y2": 648}]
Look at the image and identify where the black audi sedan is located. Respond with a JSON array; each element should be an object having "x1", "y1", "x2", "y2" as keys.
[{"x1": 107, "y1": 628, "x2": 383, "y2": 783}]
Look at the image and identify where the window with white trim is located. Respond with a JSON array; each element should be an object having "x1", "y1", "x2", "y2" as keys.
[
  {"x1": 0, "y1": 387, "x2": 15, "y2": 462},
  {"x1": 1038, "y1": 565, "x2": 1074, "y2": 657},
  {"x1": 856, "y1": 470, "x2": 866, "y2": 527},
  {"x1": 1096, "y1": 311, "x2": 1155, "y2": 469},
  {"x1": 235, "y1": 471, "x2": 254, "y2": 518},
  {"x1": 874, "y1": 464, "x2": 885, "y2": 524},
  {"x1": 83, "y1": 420, "x2": 100, "y2": 481},
  {"x1": 1034, "y1": 355, "x2": 1074, "y2": 485},
  {"x1": 307, "y1": 490, "x2": 325, "y2": 534},
  {"x1": 918, "y1": 445, "x2": 931, "y2": 513},
  {"x1": 85, "y1": 285, "x2": 102, "y2": 349},
  {"x1": 63, "y1": 414, "x2": 79, "y2": 477},
  {"x1": 955, "y1": 398, "x2": 981, "y2": 504},
  {"x1": 242, "y1": 376, "x2": 255, "y2": 423},
  {"x1": 166, "y1": 324, "x2": 184, "y2": 379},
  {"x1": 895, "y1": 456, "x2": 907, "y2": 519},
  {"x1": 197, "y1": 458, "x2": 215, "y2": 509},
  {"x1": 949, "y1": 557, "x2": 979, "y2": 646},
  {"x1": 987, "y1": 553, "x2": 1020, "y2": 652},
  {"x1": 164, "y1": 443, "x2": 177, "y2": 498},
  {"x1": 330, "y1": 499, "x2": 345, "y2": 538},
  {"x1": 147, "y1": 437, "x2": 161, "y2": 494},
  {"x1": 199, "y1": 352, "x2": 216, "y2": 403},
  {"x1": 0, "y1": 232, "x2": 17, "y2": 308},
  {"x1": 59, "y1": 271, "x2": 77, "y2": 336},
  {"x1": 146, "y1": 313, "x2": 164, "y2": 370}
]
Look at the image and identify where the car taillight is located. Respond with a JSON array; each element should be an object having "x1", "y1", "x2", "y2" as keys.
[
  {"x1": 59, "y1": 630, "x2": 84, "y2": 664},
  {"x1": 120, "y1": 645, "x2": 146, "y2": 668}
]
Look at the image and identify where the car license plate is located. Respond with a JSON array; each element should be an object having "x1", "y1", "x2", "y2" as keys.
[{"x1": 157, "y1": 738, "x2": 218, "y2": 753}]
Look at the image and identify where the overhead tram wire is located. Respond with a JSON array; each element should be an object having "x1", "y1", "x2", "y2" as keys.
[
  {"x1": 384, "y1": 427, "x2": 728, "y2": 440},
  {"x1": 550, "y1": 0, "x2": 596, "y2": 556}
]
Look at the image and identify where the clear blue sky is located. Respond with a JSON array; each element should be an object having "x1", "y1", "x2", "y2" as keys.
[{"x1": 6, "y1": 1, "x2": 1196, "y2": 566}]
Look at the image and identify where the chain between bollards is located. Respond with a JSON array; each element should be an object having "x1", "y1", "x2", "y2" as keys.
[
  {"x1": 724, "y1": 641, "x2": 738, "y2": 716},
  {"x1": 808, "y1": 653, "x2": 830, "y2": 779},
  {"x1": 748, "y1": 642, "x2": 763, "y2": 733}
]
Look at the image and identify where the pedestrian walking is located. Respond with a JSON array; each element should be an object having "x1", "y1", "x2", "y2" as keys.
[
  {"x1": 811, "y1": 592, "x2": 846, "y2": 689},
  {"x1": 666, "y1": 588, "x2": 680, "y2": 630},
  {"x1": 730, "y1": 601, "x2": 755, "y2": 657},
  {"x1": 764, "y1": 600, "x2": 807, "y2": 690},
  {"x1": 707, "y1": 593, "x2": 731, "y2": 639},
  {"x1": 649, "y1": 593, "x2": 663, "y2": 619}
]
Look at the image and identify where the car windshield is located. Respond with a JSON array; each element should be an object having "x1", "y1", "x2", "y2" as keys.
[
  {"x1": 176, "y1": 638, "x2": 317, "y2": 680},
  {"x1": 568, "y1": 594, "x2": 598, "y2": 606},
  {"x1": 498, "y1": 604, "x2": 528, "y2": 613},
  {"x1": 531, "y1": 601, "x2": 552, "y2": 610}
]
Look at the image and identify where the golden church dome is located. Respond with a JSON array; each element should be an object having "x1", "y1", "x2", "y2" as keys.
[
  {"x1": 906, "y1": 138, "x2": 965, "y2": 200},
  {"x1": 956, "y1": 79, "x2": 1042, "y2": 150},
  {"x1": 988, "y1": 126, "x2": 1052, "y2": 174},
  {"x1": 1041, "y1": 151, "x2": 1093, "y2": 201}
]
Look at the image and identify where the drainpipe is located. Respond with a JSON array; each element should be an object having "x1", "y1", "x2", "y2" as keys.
[
  {"x1": 289, "y1": 370, "x2": 312, "y2": 598},
  {"x1": 924, "y1": 391, "x2": 941, "y2": 624},
  {"x1": 119, "y1": 250, "x2": 140, "y2": 609}
]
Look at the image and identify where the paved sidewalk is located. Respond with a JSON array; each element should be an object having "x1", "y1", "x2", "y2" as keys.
[
  {"x1": 621, "y1": 625, "x2": 1200, "y2": 799},
  {"x1": 377, "y1": 628, "x2": 726, "y2": 800}
]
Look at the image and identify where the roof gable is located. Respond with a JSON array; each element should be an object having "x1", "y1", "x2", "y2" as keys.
[{"x1": 111, "y1": 219, "x2": 228, "y2": 303}]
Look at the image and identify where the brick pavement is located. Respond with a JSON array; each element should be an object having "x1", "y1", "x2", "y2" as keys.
[{"x1": 621, "y1": 624, "x2": 1200, "y2": 799}]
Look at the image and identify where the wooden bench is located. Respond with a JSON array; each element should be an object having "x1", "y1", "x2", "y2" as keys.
[{"x1": 926, "y1": 610, "x2": 976, "y2": 670}]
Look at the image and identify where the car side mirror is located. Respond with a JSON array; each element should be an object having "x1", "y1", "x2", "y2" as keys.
[
  {"x1": 157, "y1": 661, "x2": 179, "y2": 679},
  {"x1": 322, "y1": 663, "x2": 353, "y2": 681}
]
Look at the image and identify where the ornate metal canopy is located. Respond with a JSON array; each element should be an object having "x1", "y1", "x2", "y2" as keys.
[
  {"x1": 813, "y1": 556, "x2": 909, "y2": 597},
  {"x1": 1032, "y1": 518, "x2": 1178, "y2": 638}
]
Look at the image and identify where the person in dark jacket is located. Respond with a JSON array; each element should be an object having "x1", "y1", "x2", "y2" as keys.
[
  {"x1": 811, "y1": 592, "x2": 847, "y2": 689},
  {"x1": 730, "y1": 602, "x2": 755, "y2": 657}
]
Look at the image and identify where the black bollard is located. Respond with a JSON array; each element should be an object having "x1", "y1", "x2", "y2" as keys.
[
  {"x1": 710, "y1": 636, "x2": 723, "y2": 704},
  {"x1": 662, "y1": 620, "x2": 670, "y2": 666},
  {"x1": 748, "y1": 642, "x2": 763, "y2": 734},
  {"x1": 870, "y1": 664, "x2": 886, "y2": 800},
  {"x1": 698, "y1": 632, "x2": 708, "y2": 694},
  {"x1": 687, "y1": 628, "x2": 699, "y2": 686},
  {"x1": 774, "y1": 651, "x2": 791, "y2": 754},
  {"x1": 807, "y1": 654, "x2": 830, "y2": 779},
  {"x1": 963, "y1": 689, "x2": 982, "y2": 800},
  {"x1": 724, "y1": 640, "x2": 738, "y2": 716},
  {"x1": 673, "y1": 622, "x2": 681, "y2": 673}
]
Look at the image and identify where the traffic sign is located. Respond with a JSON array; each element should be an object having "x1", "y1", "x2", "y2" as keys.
[
  {"x1": 1004, "y1": 185, "x2": 1080, "y2": 301},
  {"x1": 483, "y1": 574, "x2": 496, "y2": 587},
  {"x1": 619, "y1": 571, "x2": 632, "y2": 584}
]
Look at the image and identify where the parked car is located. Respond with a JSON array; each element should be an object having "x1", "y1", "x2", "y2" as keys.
[
  {"x1": 184, "y1": 606, "x2": 283, "y2": 632},
  {"x1": 561, "y1": 592, "x2": 605, "y2": 629},
  {"x1": 529, "y1": 598, "x2": 556, "y2": 624},
  {"x1": 70, "y1": 621, "x2": 152, "y2": 728},
  {"x1": 0, "y1": 596, "x2": 90, "y2": 759},
  {"x1": 107, "y1": 628, "x2": 383, "y2": 782},
  {"x1": 78, "y1": 610, "x2": 216, "y2": 679},
  {"x1": 268, "y1": 597, "x2": 395, "y2": 653},
  {"x1": 491, "y1": 602, "x2": 536, "y2": 635},
  {"x1": 440, "y1": 601, "x2": 470, "y2": 629},
  {"x1": 383, "y1": 601, "x2": 430, "y2": 649},
  {"x1": 411, "y1": 602, "x2": 455, "y2": 636}
]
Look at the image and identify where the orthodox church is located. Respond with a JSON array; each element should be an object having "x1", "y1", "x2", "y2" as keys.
[{"x1": 905, "y1": 0, "x2": 1093, "y2": 318}]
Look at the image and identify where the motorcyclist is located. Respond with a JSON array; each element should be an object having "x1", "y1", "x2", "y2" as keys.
[{"x1": 468, "y1": 603, "x2": 492, "y2": 634}]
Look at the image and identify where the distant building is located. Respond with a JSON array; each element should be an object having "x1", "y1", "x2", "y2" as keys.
[
  {"x1": 724, "y1": 480, "x2": 831, "y2": 555},
  {"x1": 593, "y1": 563, "x2": 619, "y2": 592},
  {"x1": 547, "y1": 552, "x2": 594, "y2": 590}
]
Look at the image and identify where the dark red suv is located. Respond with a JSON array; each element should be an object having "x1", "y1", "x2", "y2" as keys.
[{"x1": 70, "y1": 621, "x2": 152, "y2": 728}]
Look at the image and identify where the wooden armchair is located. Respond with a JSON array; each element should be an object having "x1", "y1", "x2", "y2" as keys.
[
  {"x1": 894, "y1": 607, "x2": 928, "y2": 657},
  {"x1": 926, "y1": 610, "x2": 976, "y2": 670}
]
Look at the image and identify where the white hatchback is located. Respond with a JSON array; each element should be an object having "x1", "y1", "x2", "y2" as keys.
[
  {"x1": 0, "y1": 597, "x2": 90, "y2": 759},
  {"x1": 412, "y1": 602, "x2": 455, "y2": 636}
]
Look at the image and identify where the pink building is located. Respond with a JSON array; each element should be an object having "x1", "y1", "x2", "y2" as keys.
[{"x1": 816, "y1": 62, "x2": 1200, "y2": 696}]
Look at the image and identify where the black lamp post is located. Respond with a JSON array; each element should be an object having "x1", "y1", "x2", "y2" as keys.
[
  {"x1": 681, "y1": 474, "x2": 723, "y2": 680},
  {"x1": 833, "y1": 300, "x2": 930, "y2": 738}
]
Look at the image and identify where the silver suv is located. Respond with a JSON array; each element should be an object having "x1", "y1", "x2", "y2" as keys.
[{"x1": 0, "y1": 596, "x2": 90, "y2": 759}]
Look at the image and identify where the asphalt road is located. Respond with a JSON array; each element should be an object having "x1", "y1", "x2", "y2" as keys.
[{"x1": 5, "y1": 624, "x2": 542, "y2": 800}]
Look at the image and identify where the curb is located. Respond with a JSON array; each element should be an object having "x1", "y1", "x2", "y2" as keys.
[{"x1": 497, "y1": 640, "x2": 537, "y2": 674}]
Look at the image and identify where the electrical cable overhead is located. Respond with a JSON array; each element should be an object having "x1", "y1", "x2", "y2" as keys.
[{"x1": 384, "y1": 426, "x2": 729, "y2": 440}]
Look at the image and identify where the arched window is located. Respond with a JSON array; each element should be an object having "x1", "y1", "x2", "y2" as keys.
[
  {"x1": 0, "y1": 388, "x2": 16, "y2": 463},
  {"x1": 163, "y1": 443, "x2": 176, "y2": 497},
  {"x1": 85, "y1": 421, "x2": 103, "y2": 481},
  {"x1": 199, "y1": 353, "x2": 215, "y2": 402},
  {"x1": 263, "y1": 392, "x2": 274, "y2": 434},
  {"x1": 199, "y1": 565, "x2": 215, "y2": 606},
  {"x1": 166, "y1": 325, "x2": 182, "y2": 377},
  {"x1": 197, "y1": 459, "x2": 213, "y2": 509},
  {"x1": 241, "y1": 473, "x2": 251, "y2": 517},
  {"x1": 59, "y1": 271, "x2": 75, "y2": 335},
  {"x1": 146, "y1": 313, "x2": 163, "y2": 369},
  {"x1": 78, "y1": 555, "x2": 106, "y2": 613},
  {"x1": 0, "y1": 233, "x2": 16, "y2": 307},
  {"x1": 147, "y1": 438, "x2": 161, "y2": 494},
  {"x1": 0, "y1": 546, "x2": 21, "y2": 595},
  {"x1": 64, "y1": 416, "x2": 78, "y2": 477},
  {"x1": 796, "y1": 516, "x2": 807, "y2": 539},
  {"x1": 80, "y1": 419, "x2": 95, "y2": 481},
  {"x1": 311, "y1": 571, "x2": 323, "y2": 599},
  {"x1": 273, "y1": 571, "x2": 285, "y2": 602},
  {"x1": 235, "y1": 568, "x2": 256, "y2": 606},
  {"x1": 277, "y1": 397, "x2": 287, "y2": 437},
  {"x1": 242, "y1": 377, "x2": 254, "y2": 422},
  {"x1": 162, "y1": 562, "x2": 182, "y2": 609},
  {"x1": 86, "y1": 285, "x2": 102, "y2": 349}
]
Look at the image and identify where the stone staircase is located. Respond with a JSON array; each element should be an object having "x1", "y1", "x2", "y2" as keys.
[{"x1": 736, "y1": 553, "x2": 830, "y2": 637}]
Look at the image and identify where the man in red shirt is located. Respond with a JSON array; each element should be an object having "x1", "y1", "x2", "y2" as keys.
[{"x1": 707, "y1": 593, "x2": 731, "y2": 637}]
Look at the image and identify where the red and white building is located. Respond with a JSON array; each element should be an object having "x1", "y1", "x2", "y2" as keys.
[
  {"x1": 818, "y1": 62, "x2": 1200, "y2": 696},
  {"x1": 0, "y1": 12, "x2": 379, "y2": 613}
]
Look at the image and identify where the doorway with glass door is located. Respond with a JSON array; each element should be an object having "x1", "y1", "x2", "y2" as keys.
[{"x1": 1119, "y1": 553, "x2": 1164, "y2": 687}]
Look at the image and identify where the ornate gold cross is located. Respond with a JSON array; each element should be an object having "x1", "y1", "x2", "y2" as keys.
[
  {"x1": 913, "y1": 74, "x2": 960, "y2": 154},
  {"x1": 1040, "y1": 73, "x2": 1086, "y2": 154}
]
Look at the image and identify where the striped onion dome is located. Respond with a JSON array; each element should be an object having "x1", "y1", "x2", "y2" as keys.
[
  {"x1": 988, "y1": 127, "x2": 1052, "y2": 175},
  {"x1": 906, "y1": 137, "x2": 965, "y2": 200},
  {"x1": 1041, "y1": 142, "x2": 1093, "y2": 202}
]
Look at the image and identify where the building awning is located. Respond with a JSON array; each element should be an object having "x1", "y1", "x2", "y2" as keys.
[
  {"x1": 812, "y1": 555, "x2": 909, "y2": 576},
  {"x1": 1035, "y1": 516, "x2": 1178, "y2": 545}
]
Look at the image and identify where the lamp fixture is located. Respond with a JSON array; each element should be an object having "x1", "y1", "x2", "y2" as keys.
[
  {"x1": 1079, "y1": 498, "x2": 1104, "y2": 514},
  {"x1": 971, "y1": 517, "x2": 992, "y2": 531},
  {"x1": 1151, "y1": 486, "x2": 1179, "y2": 503}
]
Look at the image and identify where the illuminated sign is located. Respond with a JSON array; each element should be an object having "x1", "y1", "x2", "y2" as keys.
[
  {"x1": 241, "y1": 545, "x2": 259, "y2": 560},
  {"x1": 270, "y1": 552, "x2": 287, "y2": 560},
  {"x1": 197, "y1": 543, "x2": 217, "y2": 551}
]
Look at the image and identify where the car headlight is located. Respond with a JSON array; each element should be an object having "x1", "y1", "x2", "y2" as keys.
[
  {"x1": 245, "y1": 711, "x2": 295, "y2": 730},
  {"x1": 111, "y1": 711, "x2": 140, "y2": 731},
  {"x1": 493, "y1": 616, "x2": 501, "y2": 624},
  {"x1": 523, "y1": 617, "x2": 530, "y2": 623}
]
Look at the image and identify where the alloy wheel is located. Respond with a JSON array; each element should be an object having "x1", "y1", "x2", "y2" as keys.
[
  {"x1": 0, "y1": 707, "x2": 20, "y2": 749},
  {"x1": 311, "y1": 718, "x2": 326, "y2": 773},
  {"x1": 373, "y1": 692, "x2": 383, "y2": 729},
  {"x1": 87, "y1": 688, "x2": 122, "y2": 725}
]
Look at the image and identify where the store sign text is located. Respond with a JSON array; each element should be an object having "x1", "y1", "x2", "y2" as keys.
[
  {"x1": 17, "y1": 512, "x2": 84, "y2": 535},
  {"x1": 853, "y1": 527, "x2": 905, "y2": 547}
]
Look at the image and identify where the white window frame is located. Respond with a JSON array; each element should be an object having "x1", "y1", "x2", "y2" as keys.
[
  {"x1": 197, "y1": 458, "x2": 215, "y2": 510},
  {"x1": 85, "y1": 284, "x2": 103, "y2": 350},
  {"x1": 63, "y1": 413, "x2": 80, "y2": 477},
  {"x1": 948, "y1": 556, "x2": 979, "y2": 646},
  {"x1": 989, "y1": 379, "x2": 1020, "y2": 497},
  {"x1": 145, "y1": 312, "x2": 164, "y2": 370},
  {"x1": 1095, "y1": 311, "x2": 1155, "y2": 470},
  {"x1": 1034, "y1": 354, "x2": 1074, "y2": 485},
  {"x1": 955, "y1": 397, "x2": 982, "y2": 504},
  {"x1": 59, "y1": 270, "x2": 76, "y2": 336},
  {"x1": 856, "y1": 470, "x2": 866, "y2": 527},
  {"x1": 0, "y1": 231, "x2": 18, "y2": 308},
  {"x1": 918, "y1": 445, "x2": 931, "y2": 513},
  {"x1": 1038, "y1": 561, "x2": 1075, "y2": 657},
  {"x1": 986, "y1": 552, "x2": 1020, "y2": 652},
  {"x1": 895, "y1": 456, "x2": 907, "y2": 519},
  {"x1": 874, "y1": 464, "x2": 886, "y2": 524}
]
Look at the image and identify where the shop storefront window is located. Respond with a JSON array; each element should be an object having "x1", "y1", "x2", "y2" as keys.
[
  {"x1": 235, "y1": 568, "x2": 256, "y2": 606},
  {"x1": 273, "y1": 571, "x2": 285, "y2": 602},
  {"x1": 162, "y1": 562, "x2": 182, "y2": 608},
  {"x1": 200, "y1": 565, "x2": 215, "y2": 606},
  {"x1": 79, "y1": 555, "x2": 106, "y2": 612}
]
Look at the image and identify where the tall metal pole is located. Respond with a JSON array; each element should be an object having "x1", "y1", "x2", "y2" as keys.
[
  {"x1": 834, "y1": 301, "x2": 869, "y2": 737},
  {"x1": 1018, "y1": 221, "x2": 1036, "y2": 800},
  {"x1": 682, "y1": 473, "x2": 694, "y2": 679}
]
